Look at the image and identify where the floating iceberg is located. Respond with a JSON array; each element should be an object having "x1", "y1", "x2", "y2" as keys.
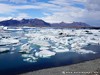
[
  {"x1": 19, "y1": 43, "x2": 31, "y2": 54},
  {"x1": 0, "y1": 48, "x2": 10, "y2": 53},
  {"x1": 71, "y1": 49, "x2": 96, "y2": 54},
  {"x1": 29, "y1": 40, "x2": 51, "y2": 47},
  {"x1": 39, "y1": 46, "x2": 49, "y2": 50},
  {"x1": 53, "y1": 48, "x2": 69, "y2": 53},
  {"x1": 35, "y1": 50, "x2": 56, "y2": 58},
  {"x1": 0, "y1": 26, "x2": 4, "y2": 30},
  {"x1": 71, "y1": 43, "x2": 85, "y2": 49},
  {"x1": 0, "y1": 38, "x2": 19, "y2": 46},
  {"x1": 3, "y1": 27, "x2": 8, "y2": 30},
  {"x1": 3, "y1": 27, "x2": 23, "y2": 31},
  {"x1": 22, "y1": 54, "x2": 37, "y2": 63}
]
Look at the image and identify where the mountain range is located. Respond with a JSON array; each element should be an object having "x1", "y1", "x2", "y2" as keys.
[
  {"x1": 0, "y1": 18, "x2": 90, "y2": 28},
  {"x1": 51, "y1": 22, "x2": 90, "y2": 28}
]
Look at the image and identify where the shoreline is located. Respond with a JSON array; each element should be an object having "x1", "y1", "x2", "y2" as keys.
[{"x1": 20, "y1": 58, "x2": 100, "y2": 75}]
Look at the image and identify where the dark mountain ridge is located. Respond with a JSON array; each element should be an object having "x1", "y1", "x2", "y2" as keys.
[
  {"x1": 0, "y1": 18, "x2": 50, "y2": 27},
  {"x1": 51, "y1": 21, "x2": 90, "y2": 28},
  {"x1": 0, "y1": 18, "x2": 90, "y2": 28}
]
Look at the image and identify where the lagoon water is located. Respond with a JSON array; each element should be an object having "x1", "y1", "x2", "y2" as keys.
[{"x1": 0, "y1": 28, "x2": 100, "y2": 75}]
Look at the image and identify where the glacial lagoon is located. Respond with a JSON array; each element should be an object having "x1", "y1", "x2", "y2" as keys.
[{"x1": 0, "y1": 27, "x2": 100, "y2": 74}]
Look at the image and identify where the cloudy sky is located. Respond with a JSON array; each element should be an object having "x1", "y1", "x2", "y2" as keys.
[{"x1": 0, "y1": 0, "x2": 100, "y2": 26}]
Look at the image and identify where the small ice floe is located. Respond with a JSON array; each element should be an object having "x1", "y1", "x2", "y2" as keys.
[
  {"x1": 10, "y1": 52, "x2": 14, "y2": 54},
  {"x1": 71, "y1": 43, "x2": 82, "y2": 50},
  {"x1": 71, "y1": 42, "x2": 88, "y2": 49},
  {"x1": 39, "y1": 46, "x2": 49, "y2": 50},
  {"x1": 22, "y1": 54, "x2": 37, "y2": 63},
  {"x1": 19, "y1": 43, "x2": 31, "y2": 54},
  {"x1": 11, "y1": 47, "x2": 16, "y2": 51},
  {"x1": 53, "y1": 48, "x2": 69, "y2": 53},
  {"x1": 0, "y1": 26, "x2": 4, "y2": 30},
  {"x1": 35, "y1": 50, "x2": 56, "y2": 58},
  {"x1": 87, "y1": 39, "x2": 100, "y2": 45},
  {"x1": 85, "y1": 30, "x2": 93, "y2": 34},
  {"x1": 72, "y1": 49, "x2": 96, "y2": 54},
  {"x1": 3, "y1": 27, "x2": 8, "y2": 30},
  {"x1": 3, "y1": 27, "x2": 23, "y2": 31},
  {"x1": 8, "y1": 28, "x2": 23, "y2": 31},
  {"x1": 0, "y1": 48, "x2": 10, "y2": 53},
  {"x1": 29, "y1": 40, "x2": 51, "y2": 47},
  {"x1": 25, "y1": 33, "x2": 41, "y2": 38},
  {"x1": 0, "y1": 38, "x2": 19, "y2": 46},
  {"x1": 12, "y1": 42, "x2": 22, "y2": 46}
]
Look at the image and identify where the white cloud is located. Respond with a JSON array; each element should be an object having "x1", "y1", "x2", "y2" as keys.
[
  {"x1": 41, "y1": 0, "x2": 85, "y2": 23},
  {"x1": 0, "y1": 3, "x2": 42, "y2": 14},
  {"x1": 0, "y1": 4, "x2": 16, "y2": 14},
  {"x1": 42, "y1": 12, "x2": 73, "y2": 23},
  {"x1": 82, "y1": 0, "x2": 100, "y2": 26},
  {"x1": 86, "y1": 0, "x2": 100, "y2": 11},
  {"x1": 0, "y1": 17, "x2": 12, "y2": 21},
  {"x1": 74, "y1": 0, "x2": 87, "y2": 3},
  {"x1": 0, "y1": 13, "x2": 31, "y2": 21},
  {"x1": 0, "y1": 0, "x2": 36, "y2": 3},
  {"x1": 13, "y1": 13, "x2": 31, "y2": 20},
  {"x1": 9, "y1": 0, "x2": 27, "y2": 3},
  {"x1": 42, "y1": 7, "x2": 85, "y2": 23},
  {"x1": 49, "y1": 0, "x2": 70, "y2": 6}
]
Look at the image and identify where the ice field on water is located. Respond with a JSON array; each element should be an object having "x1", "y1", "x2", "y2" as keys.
[{"x1": 0, "y1": 26, "x2": 100, "y2": 74}]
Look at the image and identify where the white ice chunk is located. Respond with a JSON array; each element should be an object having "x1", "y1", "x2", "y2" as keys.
[
  {"x1": 29, "y1": 40, "x2": 50, "y2": 47},
  {"x1": 0, "y1": 48, "x2": 10, "y2": 53},
  {"x1": 20, "y1": 43, "x2": 31, "y2": 53},
  {"x1": 0, "y1": 26, "x2": 4, "y2": 30},
  {"x1": 3, "y1": 27, "x2": 23, "y2": 31},
  {"x1": 3, "y1": 27, "x2": 8, "y2": 30},
  {"x1": 53, "y1": 48, "x2": 69, "y2": 53},
  {"x1": 40, "y1": 46, "x2": 49, "y2": 50},
  {"x1": 22, "y1": 54, "x2": 37, "y2": 62},
  {"x1": 35, "y1": 50, "x2": 56, "y2": 58},
  {"x1": 0, "y1": 38, "x2": 19, "y2": 45},
  {"x1": 72, "y1": 49, "x2": 96, "y2": 54}
]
